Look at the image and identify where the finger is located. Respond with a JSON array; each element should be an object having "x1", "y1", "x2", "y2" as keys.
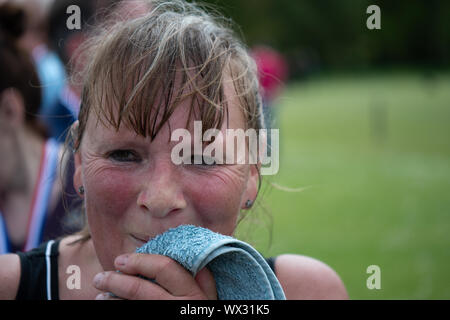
[
  {"x1": 93, "y1": 271, "x2": 169, "y2": 300},
  {"x1": 114, "y1": 253, "x2": 205, "y2": 298},
  {"x1": 95, "y1": 292, "x2": 122, "y2": 300},
  {"x1": 194, "y1": 267, "x2": 217, "y2": 300}
]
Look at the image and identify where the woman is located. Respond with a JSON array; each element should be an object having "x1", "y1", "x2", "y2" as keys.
[
  {"x1": 0, "y1": 2, "x2": 79, "y2": 255},
  {"x1": 0, "y1": 0, "x2": 347, "y2": 300}
]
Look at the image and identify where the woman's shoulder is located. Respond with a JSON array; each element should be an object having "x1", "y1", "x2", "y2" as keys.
[
  {"x1": 0, "y1": 236, "x2": 85, "y2": 300},
  {"x1": 274, "y1": 254, "x2": 348, "y2": 300},
  {"x1": 0, "y1": 254, "x2": 21, "y2": 299}
]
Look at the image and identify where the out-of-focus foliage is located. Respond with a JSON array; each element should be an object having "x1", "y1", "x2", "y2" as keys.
[{"x1": 205, "y1": 0, "x2": 450, "y2": 77}]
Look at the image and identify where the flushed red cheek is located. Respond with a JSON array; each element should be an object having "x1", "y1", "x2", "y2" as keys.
[
  {"x1": 187, "y1": 176, "x2": 242, "y2": 234},
  {"x1": 84, "y1": 169, "x2": 140, "y2": 270},
  {"x1": 86, "y1": 169, "x2": 138, "y2": 227}
]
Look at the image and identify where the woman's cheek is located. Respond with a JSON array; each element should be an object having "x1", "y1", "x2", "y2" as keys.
[
  {"x1": 84, "y1": 165, "x2": 140, "y2": 270},
  {"x1": 84, "y1": 164, "x2": 138, "y2": 225},
  {"x1": 186, "y1": 168, "x2": 246, "y2": 235}
]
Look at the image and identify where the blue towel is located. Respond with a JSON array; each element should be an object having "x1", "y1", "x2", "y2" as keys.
[{"x1": 136, "y1": 224, "x2": 286, "y2": 300}]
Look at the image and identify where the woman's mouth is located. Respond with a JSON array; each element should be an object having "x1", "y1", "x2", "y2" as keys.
[{"x1": 129, "y1": 233, "x2": 150, "y2": 246}]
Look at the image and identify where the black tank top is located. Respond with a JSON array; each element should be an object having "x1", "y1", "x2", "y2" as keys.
[
  {"x1": 15, "y1": 239, "x2": 277, "y2": 300},
  {"x1": 16, "y1": 239, "x2": 60, "y2": 300}
]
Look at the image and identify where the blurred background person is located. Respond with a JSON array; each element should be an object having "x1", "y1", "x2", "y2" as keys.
[
  {"x1": 251, "y1": 45, "x2": 289, "y2": 129},
  {"x1": 13, "y1": 0, "x2": 70, "y2": 141},
  {"x1": 0, "y1": 2, "x2": 78, "y2": 254},
  {"x1": 45, "y1": 0, "x2": 147, "y2": 141},
  {"x1": 251, "y1": 45, "x2": 288, "y2": 154}
]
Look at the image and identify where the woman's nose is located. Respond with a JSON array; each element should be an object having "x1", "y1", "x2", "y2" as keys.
[{"x1": 136, "y1": 161, "x2": 187, "y2": 218}]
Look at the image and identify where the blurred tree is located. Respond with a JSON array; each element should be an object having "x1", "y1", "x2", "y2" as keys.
[{"x1": 204, "y1": 0, "x2": 450, "y2": 77}]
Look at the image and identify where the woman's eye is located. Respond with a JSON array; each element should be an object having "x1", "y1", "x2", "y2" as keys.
[
  {"x1": 191, "y1": 154, "x2": 217, "y2": 166},
  {"x1": 108, "y1": 150, "x2": 141, "y2": 162}
]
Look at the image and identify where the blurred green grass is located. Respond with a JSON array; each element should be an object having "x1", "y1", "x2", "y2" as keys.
[{"x1": 236, "y1": 70, "x2": 450, "y2": 299}]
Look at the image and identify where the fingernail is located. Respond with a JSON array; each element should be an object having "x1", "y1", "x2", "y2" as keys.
[
  {"x1": 93, "y1": 272, "x2": 105, "y2": 287},
  {"x1": 95, "y1": 293, "x2": 108, "y2": 300},
  {"x1": 115, "y1": 254, "x2": 129, "y2": 266}
]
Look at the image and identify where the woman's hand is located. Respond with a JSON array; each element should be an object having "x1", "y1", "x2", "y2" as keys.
[{"x1": 93, "y1": 253, "x2": 217, "y2": 300}]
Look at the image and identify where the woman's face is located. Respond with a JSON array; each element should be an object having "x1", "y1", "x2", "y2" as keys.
[{"x1": 74, "y1": 84, "x2": 258, "y2": 271}]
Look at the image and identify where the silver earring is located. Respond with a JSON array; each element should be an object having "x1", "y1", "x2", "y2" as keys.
[
  {"x1": 245, "y1": 199, "x2": 253, "y2": 209},
  {"x1": 78, "y1": 186, "x2": 84, "y2": 195}
]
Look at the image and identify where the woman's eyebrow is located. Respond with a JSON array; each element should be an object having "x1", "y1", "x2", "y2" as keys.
[{"x1": 89, "y1": 131, "x2": 147, "y2": 150}]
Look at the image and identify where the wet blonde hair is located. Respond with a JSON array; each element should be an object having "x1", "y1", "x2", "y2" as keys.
[
  {"x1": 68, "y1": 0, "x2": 265, "y2": 242},
  {"x1": 73, "y1": 0, "x2": 263, "y2": 149}
]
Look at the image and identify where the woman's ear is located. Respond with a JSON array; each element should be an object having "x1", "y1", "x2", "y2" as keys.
[
  {"x1": 0, "y1": 88, "x2": 25, "y2": 129},
  {"x1": 241, "y1": 129, "x2": 267, "y2": 210},
  {"x1": 73, "y1": 148, "x2": 83, "y2": 196},
  {"x1": 241, "y1": 164, "x2": 259, "y2": 210}
]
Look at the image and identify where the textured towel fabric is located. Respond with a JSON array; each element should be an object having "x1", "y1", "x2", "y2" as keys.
[{"x1": 136, "y1": 225, "x2": 286, "y2": 300}]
